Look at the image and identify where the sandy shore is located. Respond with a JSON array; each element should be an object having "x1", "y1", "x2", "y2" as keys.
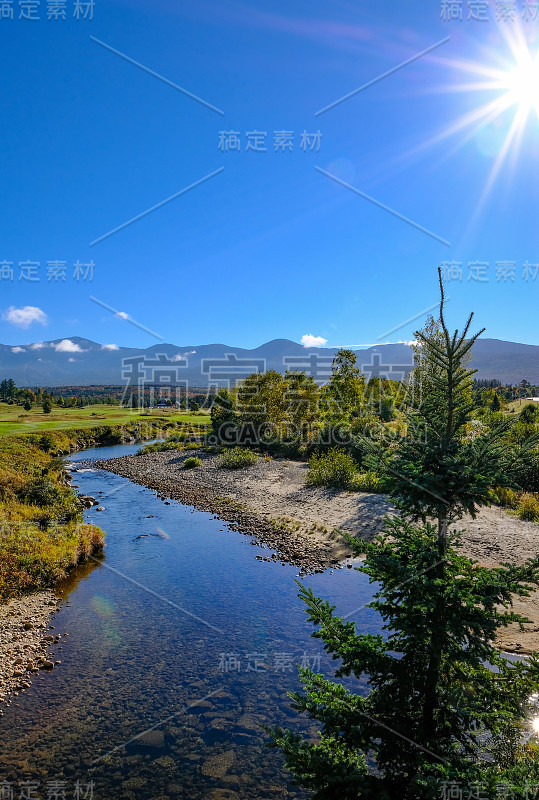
[
  {"x1": 96, "y1": 449, "x2": 539, "y2": 653},
  {"x1": 0, "y1": 590, "x2": 67, "y2": 713}
]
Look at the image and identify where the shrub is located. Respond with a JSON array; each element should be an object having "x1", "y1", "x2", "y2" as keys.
[
  {"x1": 520, "y1": 403, "x2": 538, "y2": 424},
  {"x1": 101, "y1": 427, "x2": 124, "y2": 444},
  {"x1": 516, "y1": 493, "x2": 539, "y2": 522},
  {"x1": 39, "y1": 433, "x2": 59, "y2": 453},
  {"x1": 23, "y1": 478, "x2": 63, "y2": 507},
  {"x1": 350, "y1": 471, "x2": 388, "y2": 493},
  {"x1": 217, "y1": 447, "x2": 258, "y2": 469},
  {"x1": 184, "y1": 456, "x2": 202, "y2": 469},
  {"x1": 306, "y1": 449, "x2": 358, "y2": 489},
  {"x1": 492, "y1": 486, "x2": 518, "y2": 508},
  {"x1": 140, "y1": 440, "x2": 184, "y2": 454}
]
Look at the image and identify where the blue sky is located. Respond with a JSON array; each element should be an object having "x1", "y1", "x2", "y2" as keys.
[{"x1": 1, "y1": 0, "x2": 538, "y2": 349}]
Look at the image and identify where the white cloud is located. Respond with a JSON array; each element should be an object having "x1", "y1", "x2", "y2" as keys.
[
  {"x1": 102, "y1": 344, "x2": 119, "y2": 351},
  {"x1": 301, "y1": 334, "x2": 328, "y2": 348},
  {"x1": 116, "y1": 311, "x2": 129, "y2": 320},
  {"x1": 68, "y1": 357, "x2": 76, "y2": 363},
  {"x1": 31, "y1": 342, "x2": 47, "y2": 350},
  {"x1": 3, "y1": 306, "x2": 48, "y2": 329},
  {"x1": 11, "y1": 346, "x2": 25, "y2": 353},
  {"x1": 172, "y1": 351, "x2": 195, "y2": 361},
  {"x1": 54, "y1": 339, "x2": 84, "y2": 353}
]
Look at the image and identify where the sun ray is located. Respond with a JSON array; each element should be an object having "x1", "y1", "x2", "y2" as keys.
[{"x1": 373, "y1": 23, "x2": 539, "y2": 213}]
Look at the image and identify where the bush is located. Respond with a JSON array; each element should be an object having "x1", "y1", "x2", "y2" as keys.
[
  {"x1": 520, "y1": 403, "x2": 538, "y2": 424},
  {"x1": 350, "y1": 471, "x2": 388, "y2": 493},
  {"x1": 516, "y1": 493, "x2": 539, "y2": 522},
  {"x1": 492, "y1": 486, "x2": 518, "y2": 508},
  {"x1": 38, "y1": 433, "x2": 59, "y2": 453},
  {"x1": 217, "y1": 447, "x2": 258, "y2": 469},
  {"x1": 140, "y1": 440, "x2": 183, "y2": 454},
  {"x1": 23, "y1": 478, "x2": 62, "y2": 507},
  {"x1": 184, "y1": 456, "x2": 202, "y2": 469},
  {"x1": 306, "y1": 449, "x2": 358, "y2": 489}
]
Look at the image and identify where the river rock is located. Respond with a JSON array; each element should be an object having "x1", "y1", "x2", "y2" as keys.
[
  {"x1": 235, "y1": 713, "x2": 261, "y2": 732},
  {"x1": 207, "y1": 790, "x2": 240, "y2": 800},
  {"x1": 132, "y1": 730, "x2": 165, "y2": 750},
  {"x1": 201, "y1": 750, "x2": 236, "y2": 778}
]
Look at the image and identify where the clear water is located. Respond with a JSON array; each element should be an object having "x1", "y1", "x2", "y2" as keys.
[{"x1": 0, "y1": 443, "x2": 381, "y2": 800}]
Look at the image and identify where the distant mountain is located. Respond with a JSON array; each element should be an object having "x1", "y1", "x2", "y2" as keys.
[{"x1": 0, "y1": 336, "x2": 538, "y2": 387}]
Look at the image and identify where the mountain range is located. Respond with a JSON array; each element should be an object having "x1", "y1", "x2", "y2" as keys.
[{"x1": 1, "y1": 336, "x2": 538, "y2": 387}]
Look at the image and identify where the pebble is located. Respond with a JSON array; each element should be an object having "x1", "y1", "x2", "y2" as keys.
[{"x1": 0, "y1": 590, "x2": 62, "y2": 708}]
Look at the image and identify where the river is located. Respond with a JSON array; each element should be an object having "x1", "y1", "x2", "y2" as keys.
[{"x1": 0, "y1": 442, "x2": 380, "y2": 800}]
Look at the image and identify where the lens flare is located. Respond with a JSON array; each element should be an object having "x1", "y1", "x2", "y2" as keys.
[{"x1": 91, "y1": 594, "x2": 115, "y2": 617}]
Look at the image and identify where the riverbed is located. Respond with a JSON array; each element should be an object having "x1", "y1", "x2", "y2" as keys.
[{"x1": 0, "y1": 443, "x2": 379, "y2": 800}]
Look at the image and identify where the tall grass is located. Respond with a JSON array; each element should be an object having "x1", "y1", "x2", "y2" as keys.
[{"x1": 0, "y1": 433, "x2": 105, "y2": 600}]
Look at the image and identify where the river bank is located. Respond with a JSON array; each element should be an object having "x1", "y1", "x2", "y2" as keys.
[
  {"x1": 0, "y1": 589, "x2": 65, "y2": 712},
  {"x1": 95, "y1": 449, "x2": 391, "y2": 572},
  {"x1": 96, "y1": 448, "x2": 539, "y2": 653}
]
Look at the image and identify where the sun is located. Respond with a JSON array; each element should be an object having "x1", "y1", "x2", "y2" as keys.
[
  {"x1": 503, "y1": 50, "x2": 539, "y2": 117},
  {"x1": 388, "y1": 24, "x2": 539, "y2": 218}
]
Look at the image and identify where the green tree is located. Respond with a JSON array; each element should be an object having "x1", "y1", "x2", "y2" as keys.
[
  {"x1": 283, "y1": 371, "x2": 321, "y2": 442},
  {"x1": 324, "y1": 349, "x2": 365, "y2": 420},
  {"x1": 210, "y1": 388, "x2": 238, "y2": 442},
  {"x1": 237, "y1": 370, "x2": 286, "y2": 442},
  {"x1": 520, "y1": 403, "x2": 538, "y2": 425},
  {"x1": 269, "y1": 270, "x2": 539, "y2": 799},
  {"x1": 23, "y1": 400, "x2": 32, "y2": 411},
  {"x1": 42, "y1": 400, "x2": 52, "y2": 414},
  {"x1": 379, "y1": 395, "x2": 395, "y2": 422}
]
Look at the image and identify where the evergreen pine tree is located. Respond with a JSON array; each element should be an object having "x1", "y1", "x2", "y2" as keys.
[{"x1": 269, "y1": 270, "x2": 539, "y2": 799}]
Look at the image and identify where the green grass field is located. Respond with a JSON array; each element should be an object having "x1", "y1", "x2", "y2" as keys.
[
  {"x1": 0, "y1": 404, "x2": 210, "y2": 436},
  {"x1": 506, "y1": 398, "x2": 539, "y2": 413}
]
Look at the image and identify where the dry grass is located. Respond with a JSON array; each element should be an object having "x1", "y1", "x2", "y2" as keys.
[{"x1": 0, "y1": 433, "x2": 105, "y2": 600}]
